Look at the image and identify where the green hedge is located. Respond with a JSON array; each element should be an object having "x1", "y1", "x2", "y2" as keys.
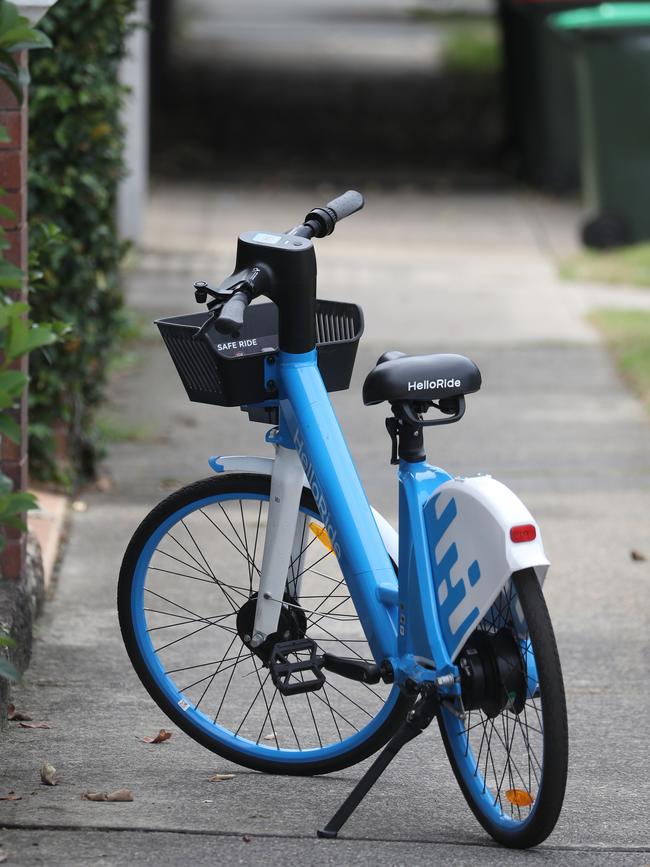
[
  {"x1": 27, "y1": 0, "x2": 136, "y2": 485},
  {"x1": 0, "y1": 2, "x2": 56, "y2": 593}
]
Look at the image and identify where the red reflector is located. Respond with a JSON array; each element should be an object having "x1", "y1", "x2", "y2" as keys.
[{"x1": 510, "y1": 524, "x2": 536, "y2": 543}]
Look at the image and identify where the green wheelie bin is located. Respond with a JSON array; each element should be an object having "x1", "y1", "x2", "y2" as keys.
[
  {"x1": 553, "y1": 3, "x2": 650, "y2": 247},
  {"x1": 499, "y1": 0, "x2": 592, "y2": 192}
]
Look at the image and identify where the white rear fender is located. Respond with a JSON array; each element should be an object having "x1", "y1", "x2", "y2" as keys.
[{"x1": 423, "y1": 475, "x2": 549, "y2": 660}]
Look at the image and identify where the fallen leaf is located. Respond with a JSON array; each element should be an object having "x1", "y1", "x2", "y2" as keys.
[
  {"x1": 140, "y1": 729, "x2": 171, "y2": 744},
  {"x1": 7, "y1": 704, "x2": 32, "y2": 722},
  {"x1": 81, "y1": 788, "x2": 133, "y2": 802},
  {"x1": 209, "y1": 773, "x2": 235, "y2": 782},
  {"x1": 630, "y1": 549, "x2": 646, "y2": 562},
  {"x1": 0, "y1": 794, "x2": 21, "y2": 801},
  {"x1": 71, "y1": 500, "x2": 87, "y2": 513},
  {"x1": 19, "y1": 722, "x2": 50, "y2": 729},
  {"x1": 40, "y1": 762, "x2": 58, "y2": 786},
  {"x1": 106, "y1": 789, "x2": 133, "y2": 802},
  {"x1": 242, "y1": 835, "x2": 251, "y2": 843},
  {"x1": 262, "y1": 732, "x2": 277, "y2": 741},
  {"x1": 81, "y1": 791, "x2": 108, "y2": 801},
  {"x1": 0, "y1": 848, "x2": 7, "y2": 862}
]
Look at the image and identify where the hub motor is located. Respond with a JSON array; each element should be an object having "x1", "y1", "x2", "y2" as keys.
[
  {"x1": 236, "y1": 593, "x2": 307, "y2": 663},
  {"x1": 457, "y1": 628, "x2": 527, "y2": 718}
]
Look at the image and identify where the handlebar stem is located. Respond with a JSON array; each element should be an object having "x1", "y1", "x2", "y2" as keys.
[
  {"x1": 224, "y1": 231, "x2": 317, "y2": 353},
  {"x1": 213, "y1": 192, "x2": 364, "y2": 348}
]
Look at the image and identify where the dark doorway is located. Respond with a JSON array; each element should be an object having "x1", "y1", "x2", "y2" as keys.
[{"x1": 149, "y1": 0, "x2": 508, "y2": 189}]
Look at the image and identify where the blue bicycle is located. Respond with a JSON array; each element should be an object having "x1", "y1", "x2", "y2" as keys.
[{"x1": 118, "y1": 192, "x2": 568, "y2": 848}]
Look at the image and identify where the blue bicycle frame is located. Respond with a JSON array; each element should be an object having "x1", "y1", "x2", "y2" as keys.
[
  {"x1": 272, "y1": 347, "x2": 459, "y2": 692},
  {"x1": 200, "y1": 206, "x2": 549, "y2": 707}
]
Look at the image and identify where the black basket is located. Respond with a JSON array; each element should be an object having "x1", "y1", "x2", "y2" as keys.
[{"x1": 156, "y1": 299, "x2": 364, "y2": 407}]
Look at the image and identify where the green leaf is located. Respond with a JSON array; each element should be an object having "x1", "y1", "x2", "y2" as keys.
[
  {"x1": 0, "y1": 301, "x2": 28, "y2": 329},
  {"x1": 0, "y1": 635, "x2": 16, "y2": 648},
  {"x1": 0, "y1": 411, "x2": 21, "y2": 442},
  {"x1": 0, "y1": 370, "x2": 28, "y2": 394},
  {"x1": 0, "y1": 513, "x2": 27, "y2": 531},
  {"x1": 0, "y1": 262, "x2": 24, "y2": 290},
  {"x1": 0, "y1": 67, "x2": 22, "y2": 102},
  {"x1": 0, "y1": 658, "x2": 21, "y2": 682},
  {"x1": 0, "y1": 490, "x2": 38, "y2": 517},
  {"x1": 0, "y1": 4, "x2": 19, "y2": 34},
  {"x1": 0, "y1": 25, "x2": 52, "y2": 52},
  {"x1": 5, "y1": 316, "x2": 56, "y2": 360},
  {"x1": 0, "y1": 46, "x2": 18, "y2": 73}
]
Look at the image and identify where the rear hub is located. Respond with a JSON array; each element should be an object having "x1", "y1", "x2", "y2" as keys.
[{"x1": 458, "y1": 628, "x2": 527, "y2": 718}]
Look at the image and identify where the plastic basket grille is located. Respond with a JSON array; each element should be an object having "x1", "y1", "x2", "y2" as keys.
[
  {"x1": 156, "y1": 299, "x2": 363, "y2": 406},
  {"x1": 316, "y1": 306, "x2": 356, "y2": 344},
  {"x1": 161, "y1": 330, "x2": 223, "y2": 397}
]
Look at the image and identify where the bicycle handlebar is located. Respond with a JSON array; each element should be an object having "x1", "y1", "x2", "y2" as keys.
[
  {"x1": 210, "y1": 191, "x2": 364, "y2": 337},
  {"x1": 290, "y1": 190, "x2": 365, "y2": 239}
]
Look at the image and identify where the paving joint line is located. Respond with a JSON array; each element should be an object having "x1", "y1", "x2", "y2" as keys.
[{"x1": 0, "y1": 822, "x2": 648, "y2": 853}]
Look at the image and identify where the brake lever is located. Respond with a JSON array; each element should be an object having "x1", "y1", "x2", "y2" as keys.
[
  {"x1": 192, "y1": 278, "x2": 253, "y2": 341},
  {"x1": 192, "y1": 306, "x2": 223, "y2": 341}
]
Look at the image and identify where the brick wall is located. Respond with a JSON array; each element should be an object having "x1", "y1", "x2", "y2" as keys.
[{"x1": 0, "y1": 53, "x2": 29, "y2": 581}]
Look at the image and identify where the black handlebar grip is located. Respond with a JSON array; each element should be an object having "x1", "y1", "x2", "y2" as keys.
[
  {"x1": 303, "y1": 190, "x2": 365, "y2": 238},
  {"x1": 325, "y1": 190, "x2": 364, "y2": 222},
  {"x1": 217, "y1": 289, "x2": 252, "y2": 335}
]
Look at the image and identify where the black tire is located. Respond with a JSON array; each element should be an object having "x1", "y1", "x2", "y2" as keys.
[
  {"x1": 118, "y1": 474, "x2": 409, "y2": 775},
  {"x1": 438, "y1": 569, "x2": 568, "y2": 848}
]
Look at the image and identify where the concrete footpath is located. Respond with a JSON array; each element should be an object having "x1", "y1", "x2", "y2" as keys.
[{"x1": 1, "y1": 185, "x2": 649, "y2": 866}]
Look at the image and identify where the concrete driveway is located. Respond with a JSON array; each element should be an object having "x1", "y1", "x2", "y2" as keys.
[{"x1": 1, "y1": 185, "x2": 649, "y2": 865}]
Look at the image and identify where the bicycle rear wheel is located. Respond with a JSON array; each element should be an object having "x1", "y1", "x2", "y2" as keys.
[
  {"x1": 118, "y1": 474, "x2": 408, "y2": 775},
  {"x1": 438, "y1": 569, "x2": 568, "y2": 848}
]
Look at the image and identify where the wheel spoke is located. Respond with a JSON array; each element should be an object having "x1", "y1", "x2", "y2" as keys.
[
  {"x1": 200, "y1": 507, "x2": 261, "y2": 576},
  {"x1": 129, "y1": 488, "x2": 394, "y2": 768},
  {"x1": 147, "y1": 611, "x2": 233, "y2": 633},
  {"x1": 440, "y1": 571, "x2": 565, "y2": 832}
]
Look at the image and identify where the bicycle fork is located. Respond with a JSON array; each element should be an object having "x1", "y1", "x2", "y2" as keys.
[{"x1": 251, "y1": 443, "x2": 306, "y2": 646}]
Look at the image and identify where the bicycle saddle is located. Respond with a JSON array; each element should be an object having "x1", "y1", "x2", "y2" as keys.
[{"x1": 362, "y1": 351, "x2": 482, "y2": 406}]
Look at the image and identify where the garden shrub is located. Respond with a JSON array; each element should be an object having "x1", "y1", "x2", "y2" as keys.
[
  {"x1": 0, "y1": 1, "x2": 56, "y2": 580},
  {"x1": 28, "y1": 0, "x2": 136, "y2": 485}
]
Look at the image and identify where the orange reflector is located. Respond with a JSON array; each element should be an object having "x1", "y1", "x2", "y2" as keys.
[
  {"x1": 505, "y1": 789, "x2": 534, "y2": 807},
  {"x1": 510, "y1": 524, "x2": 537, "y2": 543},
  {"x1": 309, "y1": 522, "x2": 334, "y2": 553}
]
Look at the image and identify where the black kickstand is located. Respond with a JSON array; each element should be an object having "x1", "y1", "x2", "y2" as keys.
[{"x1": 317, "y1": 684, "x2": 439, "y2": 839}]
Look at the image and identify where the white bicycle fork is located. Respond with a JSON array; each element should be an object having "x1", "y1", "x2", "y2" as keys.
[
  {"x1": 210, "y1": 451, "x2": 400, "y2": 647},
  {"x1": 251, "y1": 445, "x2": 306, "y2": 646}
]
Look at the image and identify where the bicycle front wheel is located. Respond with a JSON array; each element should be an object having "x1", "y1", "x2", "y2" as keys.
[
  {"x1": 118, "y1": 474, "x2": 408, "y2": 775},
  {"x1": 438, "y1": 568, "x2": 568, "y2": 848}
]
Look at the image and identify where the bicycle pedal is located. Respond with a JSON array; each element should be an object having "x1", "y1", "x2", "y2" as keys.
[{"x1": 269, "y1": 639, "x2": 325, "y2": 696}]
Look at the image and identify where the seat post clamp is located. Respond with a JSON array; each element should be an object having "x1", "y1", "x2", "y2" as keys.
[{"x1": 385, "y1": 417, "x2": 400, "y2": 465}]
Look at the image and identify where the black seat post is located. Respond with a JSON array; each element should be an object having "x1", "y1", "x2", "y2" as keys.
[{"x1": 386, "y1": 411, "x2": 427, "y2": 465}]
